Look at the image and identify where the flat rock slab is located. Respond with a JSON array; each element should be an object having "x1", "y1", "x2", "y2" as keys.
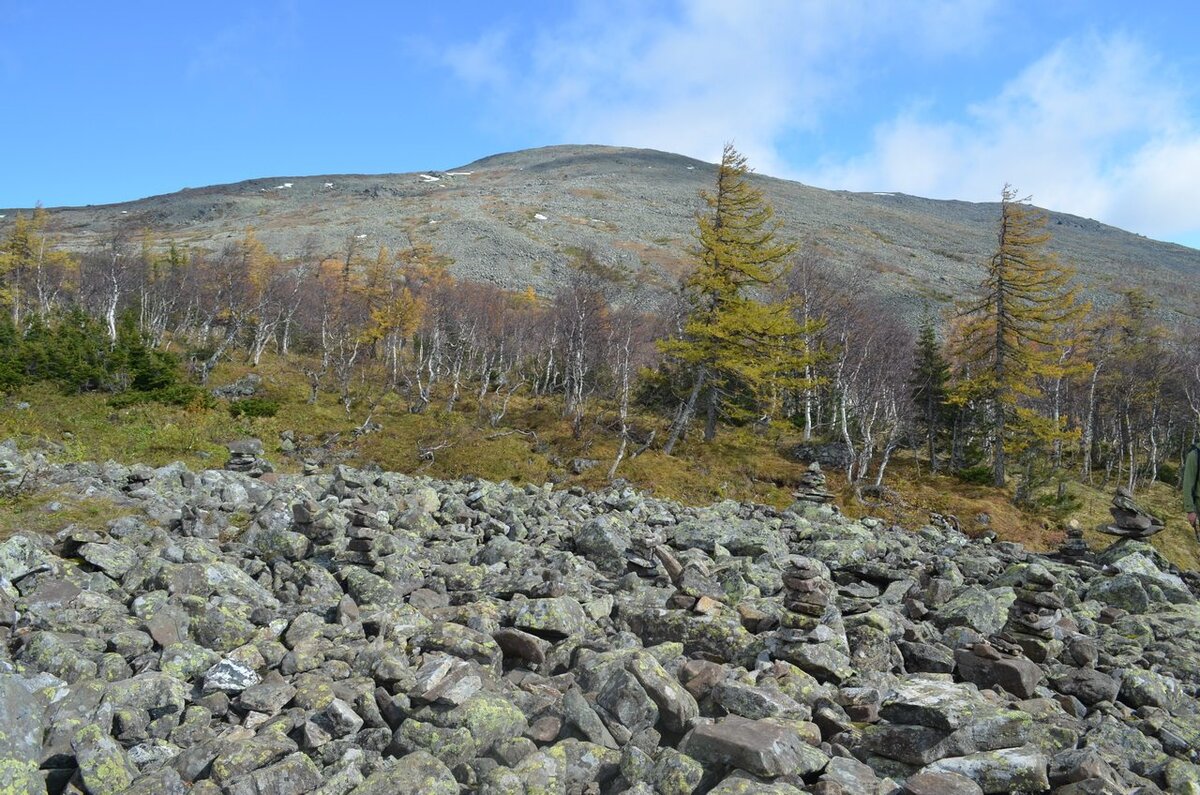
[
  {"x1": 881, "y1": 677, "x2": 996, "y2": 731},
  {"x1": 683, "y1": 715, "x2": 829, "y2": 778},
  {"x1": 902, "y1": 770, "x2": 985, "y2": 795},
  {"x1": 924, "y1": 745, "x2": 1050, "y2": 795}
]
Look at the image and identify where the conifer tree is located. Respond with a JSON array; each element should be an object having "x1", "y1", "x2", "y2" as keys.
[
  {"x1": 909, "y1": 314, "x2": 950, "y2": 470},
  {"x1": 661, "y1": 144, "x2": 814, "y2": 453},
  {"x1": 953, "y1": 186, "x2": 1086, "y2": 487}
]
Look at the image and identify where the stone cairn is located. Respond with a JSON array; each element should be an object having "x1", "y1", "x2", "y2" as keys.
[
  {"x1": 223, "y1": 438, "x2": 273, "y2": 477},
  {"x1": 773, "y1": 557, "x2": 852, "y2": 683},
  {"x1": 1098, "y1": 486, "x2": 1164, "y2": 539},
  {"x1": 1000, "y1": 562, "x2": 1065, "y2": 663},
  {"x1": 780, "y1": 558, "x2": 833, "y2": 632},
  {"x1": 346, "y1": 498, "x2": 389, "y2": 564},
  {"x1": 793, "y1": 462, "x2": 834, "y2": 505},
  {"x1": 1058, "y1": 518, "x2": 1090, "y2": 560}
]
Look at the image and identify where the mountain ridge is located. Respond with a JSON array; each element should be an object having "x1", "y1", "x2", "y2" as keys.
[{"x1": 4, "y1": 144, "x2": 1197, "y2": 321}]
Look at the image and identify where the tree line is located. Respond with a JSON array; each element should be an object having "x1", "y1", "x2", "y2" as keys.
[{"x1": 2, "y1": 147, "x2": 1197, "y2": 501}]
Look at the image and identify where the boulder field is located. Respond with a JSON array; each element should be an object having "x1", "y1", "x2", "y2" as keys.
[{"x1": 1, "y1": 440, "x2": 1199, "y2": 794}]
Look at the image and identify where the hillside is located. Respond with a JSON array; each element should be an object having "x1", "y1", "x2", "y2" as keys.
[{"x1": 4, "y1": 145, "x2": 1198, "y2": 321}]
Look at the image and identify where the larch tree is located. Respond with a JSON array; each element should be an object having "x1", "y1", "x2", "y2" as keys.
[
  {"x1": 661, "y1": 143, "x2": 815, "y2": 453},
  {"x1": 953, "y1": 185, "x2": 1086, "y2": 487}
]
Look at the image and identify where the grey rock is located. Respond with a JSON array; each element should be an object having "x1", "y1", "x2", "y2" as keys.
[
  {"x1": 711, "y1": 679, "x2": 804, "y2": 720},
  {"x1": 72, "y1": 723, "x2": 138, "y2": 795},
  {"x1": 576, "y1": 514, "x2": 631, "y2": 573},
  {"x1": 923, "y1": 745, "x2": 1050, "y2": 794},
  {"x1": 628, "y1": 650, "x2": 700, "y2": 733},
  {"x1": 901, "y1": 770, "x2": 984, "y2": 795},
  {"x1": 933, "y1": 586, "x2": 1015, "y2": 636},
  {"x1": 563, "y1": 686, "x2": 619, "y2": 749},
  {"x1": 597, "y1": 668, "x2": 659, "y2": 736},
  {"x1": 203, "y1": 658, "x2": 262, "y2": 693},
  {"x1": 0, "y1": 675, "x2": 43, "y2": 795},
  {"x1": 512, "y1": 596, "x2": 590, "y2": 638},
  {"x1": 653, "y1": 747, "x2": 704, "y2": 795},
  {"x1": 224, "y1": 752, "x2": 323, "y2": 795},
  {"x1": 1050, "y1": 668, "x2": 1120, "y2": 707},
  {"x1": 348, "y1": 750, "x2": 458, "y2": 795},
  {"x1": 954, "y1": 647, "x2": 1043, "y2": 699},
  {"x1": 683, "y1": 715, "x2": 829, "y2": 778},
  {"x1": 880, "y1": 677, "x2": 996, "y2": 731}
]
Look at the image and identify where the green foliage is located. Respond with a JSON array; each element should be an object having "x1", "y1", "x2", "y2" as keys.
[
  {"x1": 1033, "y1": 487, "x2": 1083, "y2": 518},
  {"x1": 660, "y1": 144, "x2": 817, "y2": 447},
  {"x1": 955, "y1": 464, "x2": 994, "y2": 486},
  {"x1": 111, "y1": 313, "x2": 180, "y2": 391},
  {"x1": 909, "y1": 314, "x2": 950, "y2": 467},
  {"x1": 14, "y1": 309, "x2": 112, "y2": 392},
  {"x1": 0, "y1": 315, "x2": 25, "y2": 391},
  {"x1": 633, "y1": 366, "x2": 678, "y2": 412},
  {"x1": 108, "y1": 383, "x2": 212, "y2": 410},
  {"x1": 228, "y1": 397, "x2": 280, "y2": 419},
  {"x1": 1158, "y1": 462, "x2": 1179, "y2": 486},
  {"x1": 0, "y1": 308, "x2": 201, "y2": 408}
]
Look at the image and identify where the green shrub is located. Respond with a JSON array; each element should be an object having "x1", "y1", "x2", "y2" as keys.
[
  {"x1": 229, "y1": 397, "x2": 279, "y2": 419},
  {"x1": 955, "y1": 464, "x2": 994, "y2": 486},
  {"x1": 1158, "y1": 462, "x2": 1179, "y2": 486},
  {"x1": 108, "y1": 384, "x2": 213, "y2": 410}
]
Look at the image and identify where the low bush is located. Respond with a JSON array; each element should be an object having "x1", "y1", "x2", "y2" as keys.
[{"x1": 228, "y1": 397, "x2": 280, "y2": 419}]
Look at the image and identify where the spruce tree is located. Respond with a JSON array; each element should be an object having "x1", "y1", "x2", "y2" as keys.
[
  {"x1": 661, "y1": 144, "x2": 814, "y2": 452},
  {"x1": 953, "y1": 186, "x2": 1085, "y2": 487},
  {"x1": 909, "y1": 314, "x2": 950, "y2": 470}
]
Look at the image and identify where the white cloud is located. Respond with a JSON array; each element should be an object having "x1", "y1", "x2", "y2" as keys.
[
  {"x1": 440, "y1": 0, "x2": 1000, "y2": 177},
  {"x1": 803, "y1": 34, "x2": 1200, "y2": 242}
]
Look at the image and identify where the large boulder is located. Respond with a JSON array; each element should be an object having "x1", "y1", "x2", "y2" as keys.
[{"x1": 683, "y1": 716, "x2": 829, "y2": 778}]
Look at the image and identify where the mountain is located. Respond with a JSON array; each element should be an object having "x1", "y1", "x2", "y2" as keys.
[{"x1": 5, "y1": 144, "x2": 1198, "y2": 321}]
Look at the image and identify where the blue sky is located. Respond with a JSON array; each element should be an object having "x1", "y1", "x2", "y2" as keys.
[{"x1": 2, "y1": 0, "x2": 1199, "y2": 247}]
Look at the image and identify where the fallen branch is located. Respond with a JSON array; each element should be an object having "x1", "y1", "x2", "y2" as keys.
[
  {"x1": 484, "y1": 428, "x2": 540, "y2": 443},
  {"x1": 630, "y1": 430, "x2": 656, "y2": 459}
]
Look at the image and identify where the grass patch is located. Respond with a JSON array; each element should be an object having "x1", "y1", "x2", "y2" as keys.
[{"x1": 0, "y1": 489, "x2": 135, "y2": 540}]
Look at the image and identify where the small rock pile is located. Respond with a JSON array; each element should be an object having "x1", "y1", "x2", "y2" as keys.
[
  {"x1": 772, "y1": 558, "x2": 854, "y2": 685},
  {"x1": 0, "y1": 437, "x2": 1198, "y2": 795},
  {"x1": 793, "y1": 463, "x2": 834, "y2": 505},
  {"x1": 223, "y1": 438, "x2": 273, "y2": 477},
  {"x1": 1058, "y1": 520, "x2": 1090, "y2": 560},
  {"x1": 211, "y1": 373, "x2": 262, "y2": 399},
  {"x1": 1099, "y1": 487, "x2": 1165, "y2": 539},
  {"x1": 1001, "y1": 563, "x2": 1065, "y2": 663}
]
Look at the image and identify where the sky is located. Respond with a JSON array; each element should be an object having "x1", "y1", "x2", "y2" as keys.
[{"x1": 2, "y1": 0, "x2": 1199, "y2": 247}]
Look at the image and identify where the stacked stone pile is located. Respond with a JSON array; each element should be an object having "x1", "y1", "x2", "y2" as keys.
[
  {"x1": 793, "y1": 463, "x2": 834, "y2": 505},
  {"x1": 0, "y1": 439, "x2": 1197, "y2": 794},
  {"x1": 1058, "y1": 520, "x2": 1090, "y2": 560},
  {"x1": 1100, "y1": 487, "x2": 1165, "y2": 539},
  {"x1": 223, "y1": 438, "x2": 273, "y2": 477},
  {"x1": 1001, "y1": 563, "x2": 1067, "y2": 663}
]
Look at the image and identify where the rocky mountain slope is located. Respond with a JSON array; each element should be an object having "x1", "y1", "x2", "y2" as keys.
[
  {"x1": 6, "y1": 145, "x2": 1199, "y2": 321},
  {"x1": 2, "y1": 439, "x2": 1199, "y2": 794}
]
